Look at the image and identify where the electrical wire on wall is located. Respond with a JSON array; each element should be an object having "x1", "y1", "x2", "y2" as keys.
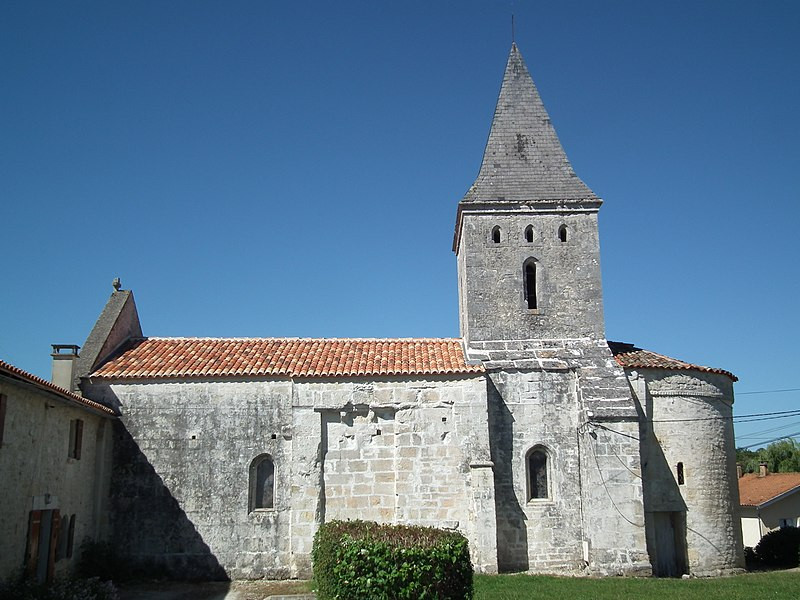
[{"x1": 578, "y1": 422, "x2": 645, "y2": 528}]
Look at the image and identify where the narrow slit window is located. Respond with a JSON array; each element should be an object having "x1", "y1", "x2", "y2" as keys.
[
  {"x1": 491, "y1": 226, "x2": 501, "y2": 244},
  {"x1": 527, "y1": 447, "x2": 549, "y2": 500},
  {"x1": 250, "y1": 455, "x2": 275, "y2": 510},
  {"x1": 524, "y1": 225, "x2": 534, "y2": 243},
  {"x1": 677, "y1": 462, "x2": 685, "y2": 485},
  {"x1": 559, "y1": 225, "x2": 568, "y2": 243},
  {"x1": 524, "y1": 260, "x2": 537, "y2": 309}
]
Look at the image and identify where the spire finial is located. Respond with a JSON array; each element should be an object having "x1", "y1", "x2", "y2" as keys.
[{"x1": 511, "y1": 13, "x2": 515, "y2": 44}]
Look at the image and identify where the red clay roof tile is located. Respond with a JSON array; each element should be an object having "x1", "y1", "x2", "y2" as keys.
[
  {"x1": 91, "y1": 338, "x2": 484, "y2": 380},
  {"x1": 608, "y1": 341, "x2": 737, "y2": 381},
  {"x1": 739, "y1": 472, "x2": 800, "y2": 506}
]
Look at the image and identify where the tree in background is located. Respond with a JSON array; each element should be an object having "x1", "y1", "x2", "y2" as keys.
[{"x1": 736, "y1": 439, "x2": 800, "y2": 473}]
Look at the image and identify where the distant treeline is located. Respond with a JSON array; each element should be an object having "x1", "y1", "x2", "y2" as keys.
[{"x1": 736, "y1": 439, "x2": 800, "y2": 474}]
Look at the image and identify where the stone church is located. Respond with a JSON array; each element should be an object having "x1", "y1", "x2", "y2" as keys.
[{"x1": 73, "y1": 44, "x2": 743, "y2": 579}]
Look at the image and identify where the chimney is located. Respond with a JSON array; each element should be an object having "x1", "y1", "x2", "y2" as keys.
[
  {"x1": 51, "y1": 345, "x2": 80, "y2": 392},
  {"x1": 736, "y1": 463, "x2": 743, "y2": 479},
  {"x1": 759, "y1": 462, "x2": 768, "y2": 478}
]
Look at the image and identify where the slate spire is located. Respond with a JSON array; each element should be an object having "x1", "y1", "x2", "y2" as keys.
[{"x1": 461, "y1": 43, "x2": 597, "y2": 204}]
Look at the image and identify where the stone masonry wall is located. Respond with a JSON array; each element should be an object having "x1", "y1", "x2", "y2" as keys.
[
  {"x1": 473, "y1": 338, "x2": 649, "y2": 575},
  {"x1": 290, "y1": 376, "x2": 498, "y2": 575},
  {"x1": 488, "y1": 368, "x2": 585, "y2": 572},
  {"x1": 630, "y1": 369, "x2": 744, "y2": 575},
  {"x1": 458, "y1": 210, "x2": 605, "y2": 343},
  {"x1": 87, "y1": 374, "x2": 498, "y2": 579},
  {"x1": 88, "y1": 379, "x2": 294, "y2": 580}
]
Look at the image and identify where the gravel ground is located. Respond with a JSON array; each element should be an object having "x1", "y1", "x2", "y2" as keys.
[{"x1": 117, "y1": 580, "x2": 314, "y2": 600}]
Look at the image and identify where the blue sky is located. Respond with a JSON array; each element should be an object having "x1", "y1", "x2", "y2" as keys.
[{"x1": 2, "y1": 1, "x2": 798, "y2": 448}]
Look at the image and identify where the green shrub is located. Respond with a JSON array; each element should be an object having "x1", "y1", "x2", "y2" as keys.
[
  {"x1": 0, "y1": 574, "x2": 118, "y2": 600},
  {"x1": 743, "y1": 545, "x2": 759, "y2": 567},
  {"x1": 755, "y1": 527, "x2": 800, "y2": 567},
  {"x1": 312, "y1": 520, "x2": 473, "y2": 600}
]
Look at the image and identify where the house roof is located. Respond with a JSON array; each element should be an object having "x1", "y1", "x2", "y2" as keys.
[
  {"x1": 90, "y1": 338, "x2": 485, "y2": 380},
  {"x1": 608, "y1": 341, "x2": 737, "y2": 382},
  {"x1": 460, "y1": 43, "x2": 598, "y2": 206},
  {"x1": 738, "y1": 472, "x2": 800, "y2": 507},
  {"x1": 0, "y1": 359, "x2": 117, "y2": 416}
]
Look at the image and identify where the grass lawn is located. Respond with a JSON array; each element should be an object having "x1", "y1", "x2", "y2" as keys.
[{"x1": 473, "y1": 570, "x2": 800, "y2": 599}]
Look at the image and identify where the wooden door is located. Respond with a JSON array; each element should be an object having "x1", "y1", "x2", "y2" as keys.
[{"x1": 25, "y1": 509, "x2": 60, "y2": 583}]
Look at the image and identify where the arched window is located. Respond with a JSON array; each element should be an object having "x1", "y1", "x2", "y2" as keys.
[
  {"x1": 527, "y1": 446, "x2": 549, "y2": 500},
  {"x1": 250, "y1": 455, "x2": 275, "y2": 510},
  {"x1": 524, "y1": 225, "x2": 534, "y2": 243},
  {"x1": 491, "y1": 226, "x2": 501, "y2": 244},
  {"x1": 558, "y1": 225, "x2": 567, "y2": 243},
  {"x1": 524, "y1": 259, "x2": 537, "y2": 309}
]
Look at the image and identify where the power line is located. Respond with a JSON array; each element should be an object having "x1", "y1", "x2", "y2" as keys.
[
  {"x1": 735, "y1": 413, "x2": 800, "y2": 425},
  {"x1": 738, "y1": 388, "x2": 800, "y2": 395},
  {"x1": 739, "y1": 432, "x2": 800, "y2": 450},
  {"x1": 651, "y1": 408, "x2": 800, "y2": 424},
  {"x1": 736, "y1": 420, "x2": 800, "y2": 439}
]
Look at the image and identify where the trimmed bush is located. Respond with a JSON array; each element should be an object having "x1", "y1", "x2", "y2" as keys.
[
  {"x1": 755, "y1": 526, "x2": 800, "y2": 567},
  {"x1": 312, "y1": 520, "x2": 473, "y2": 600}
]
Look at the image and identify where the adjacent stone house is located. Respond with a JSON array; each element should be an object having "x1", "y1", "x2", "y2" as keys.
[
  {"x1": 68, "y1": 43, "x2": 744, "y2": 579},
  {"x1": 739, "y1": 467, "x2": 800, "y2": 548},
  {"x1": 0, "y1": 355, "x2": 116, "y2": 583}
]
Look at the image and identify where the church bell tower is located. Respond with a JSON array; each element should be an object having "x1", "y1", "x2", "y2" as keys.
[{"x1": 455, "y1": 43, "x2": 606, "y2": 346}]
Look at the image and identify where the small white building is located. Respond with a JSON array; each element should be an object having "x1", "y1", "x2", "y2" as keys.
[{"x1": 739, "y1": 467, "x2": 800, "y2": 548}]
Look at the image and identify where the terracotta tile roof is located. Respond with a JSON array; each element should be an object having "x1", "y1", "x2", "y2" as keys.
[
  {"x1": 0, "y1": 359, "x2": 117, "y2": 416},
  {"x1": 608, "y1": 341, "x2": 737, "y2": 382},
  {"x1": 91, "y1": 338, "x2": 485, "y2": 380},
  {"x1": 739, "y1": 472, "x2": 800, "y2": 507}
]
